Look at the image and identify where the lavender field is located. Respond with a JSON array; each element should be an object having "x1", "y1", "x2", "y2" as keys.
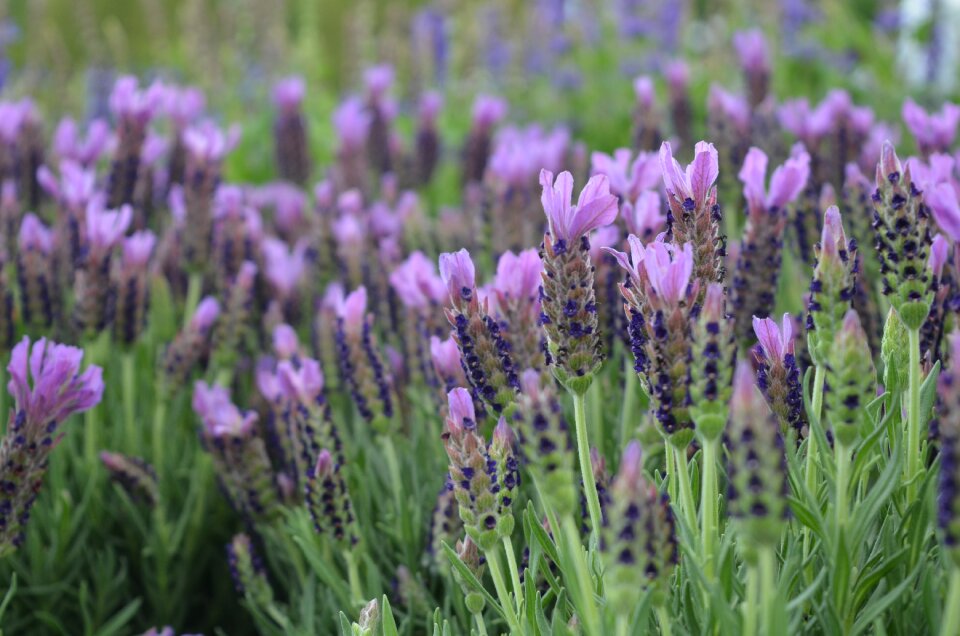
[{"x1": 0, "y1": 1, "x2": 959, "y2": 634}]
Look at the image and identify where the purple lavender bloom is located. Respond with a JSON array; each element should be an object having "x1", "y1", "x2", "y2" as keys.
[
  {"x1": 193, "y1": 381, "x2": 257, "y2": 437},
  {"x1": 273, "y1": 76, "x2": 306, "y2": 112},
  {"x1": 85, "y1": 201, "x2": 132, "y2": 254},
  {"x1": 590, "y1": 148, "x2": 660, "y2": 201},
  {"x1": 163, "y1": 86, "x2": 206, "y2": 130},
  {"x1": 623, "y1": 191, "x2": 667, "y2": 241},
  {"x1": 334, "y1": 97, "x2": 371, "y2": 152},
  {"x1": 927, "y1": 181, "x2": 960, "y2": 243},
  {"x1": 439, "y1": 249, "x2": 477, "y2": 310},
  {"x1": 336, "y1": 287, "x2": 394, "y2": 429},
  {"x1": 262, "y1": 237, "x2": 308, "y2": 302},
  {"x1": 183, "y1": 121, "x2": 241, "y2": 164},
  {"x1": 37, "y1": 160, "x2": 98, "y2": 216},
  {"x1": 16, "y1": 213, "x2": 57, "y2": 328},
  {"x1": 902, "y1": 99, "x2": 960, "y2": 157},
  {"x1": 752, "y1": 314, "x2": 805, "y2": 437},
  {"x1": 109, "y1": 76, "x2": 166, "y2": 124},
  {"x1": 732, "y1": 29, "x2": 771, "y2": 107},
  {"x1": 540, "y1": 170, "x2": 618, "y2": 243},
  {"x1": 114, "y1": 230, "x2": 156, "y2": 344},
  {"x1": 52, "y1": 118, "x2": 110, "y2": 167},
  {"x1": 18, "y1": 213, "x2": 54, "y2": 254},
  {"x1": 0, "y1": 337, "x2": 104, "y2": 554}
]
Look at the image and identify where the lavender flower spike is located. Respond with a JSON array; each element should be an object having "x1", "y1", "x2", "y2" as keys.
[
  {"x1": 807, "y1": 205, "x2": 858, "y2": 365},
  {"x1": 273, "y1": 76, "x2": 311, "y2": 185},
  {"x1": 752, "y1": 314, "x2": 805, "y2": 438},
  {"x1": 825, "y1": 310, "x2": 875, "y2": 448},
  {"x1": 659, "y1": 141, "x2": 725, "y2": 291},
  {"x1": 938, "y1": 332, "x2": 960, "y2": 564},
  {"x1": 16, "y1": 213, "x2": 58, "y2": 328},
  {"x1": 161, "y1": 297, "x2": 220, "y2": 388},
  {"x1": 732, "y1": 147, "x2": 810, "y2": 341},
  {"x1": 441, "y1": 249, "x2": 519, "y2": 413},
  {"x1": 0, "y1": 337, "x2": 104, "y2": 555},
  {"x1": 732, "y1": 29, "x2": 771, "y2": 107},
  {"x1": 539, "y1": 170, "x2": 618, "y2": 394},
  {"x1": 305, "y1": 448, "x2": 359, "y2": 547},
  {"x1": 690, "y1": 284, "x2": 735, "y2": 440},
  {"x1": 113, "y1": 230, "x2": 156, "y2": 345},
  {"x1": 73, "y1": 202, "x2": 133, "y2": 336}
]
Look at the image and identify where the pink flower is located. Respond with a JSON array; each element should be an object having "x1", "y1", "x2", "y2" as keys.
[
  {"x1": 277, "y1": 358, "x2": 324, "y2": 404},
  {"x1": 364, "y1": 64, "x2": 395, "y2": 100},
  {"x1": 446, "y1": 387, "x2": 476, "y2": 434},
  {"x1": 819, "y1": 205, "x2": 849, "y2": 265},
  {"x1": 659, "y1": 141, "x2": 719, "y2": 210},
  {"x1": 183, "y1": 121, "x2": 241, "y2": 163},
  {"x1": 664, "y1": 60, "x2": 689, "y2": 94},
  {"x1": 262, "y1": 238, "x2": 308, "y2": 297},
  {"x1": 85, "y1": 202, "x2": 132, "y2": 251},
  {"x1": 273, "y1": 76, "x2": 305, "y2": 111},
  {"x1": 192, "y1": 381, "x2": 257, "y2": 437},
  {"x1": 164, "y1": 86, "x2": 206, "y2": 128},
  {"x1": 738, "y1": 146, "x2": 810, "y2": 211},
  {"x1": 539, "y1": 170, "x2": 619, "y2": 242},
  {"x1": 122, "y1": 230, "x2": 156, "y2": 268},
  {"x1": 930, "y1": 234, "x2": 950, "y2": 279},
  {"x1": 928, "y1": 183, "x2": 960, "y2": 242},
  {"x1": 430, "y1": 336, "x2": 462, "y2": 379},
  {"x1": 338, "y1": 287, "x2": 368, "y2": 324},
  {"x1": 109, "y1": 76, "x2": 166, "y2": 123},
  {"x1": 732, "y1": 29, "x2": 770, "y2": 73},
  {"x1": 494, "y1": 249, "x2": 542, "y2": 301},
  {"x1": 7, "y1": 336, "x2": 105, "y2": 427},
  {"x1": 333, "y1": 97, "x2": 371, "y2": 150},
  {"x1": 272, "y1": 324, "x2": 300, "y2": 359},
  {"x1": 18, "y1": 213, "x2": 54, "y2": 254},
  {"x1": 602, "y1": 234, "x2": 646, "y2": 285},
  {"x1": 752, "y1": 313, "x2": 795, "y2": 362},
  {"x1": 642, "y1": 240, "x2": 695, "y2": 306},
  {"x1": 709, "y1": 85, "x2": 751, "y2": 133},
  {"x1": 439, "y1": 249, "x2": 477, "y2": 304},
  {"x1": 53, "y1": 117, "x2": 110, "y2": 165},
  {"x1": 418, "y1": 91, "x2": 443, "y2": 126},
  {"x1": 190, "y1": 297, "x2": 221, "y2": 332},
  {"x1": 902, "y1": 99, "x2": 960, "y2": 152},
  {"x1": 389, "y1": 251, "x2": 447, "y2": 309},
  {"x1": 633, "y1": 76, "x2": 655, "y2": 108},
  {"x1": 471, "y1": 95, "x2": 508, "y2": 131},
  {"x1": 37, "y1": 160, "x2": 98, "y2": 212}
]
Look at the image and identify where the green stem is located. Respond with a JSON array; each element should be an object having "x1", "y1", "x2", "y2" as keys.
[
  {"x1": 589, "y1": 380, "x2": 603, "y2": 457},
  {"x1": 940, "y1": 568, "x2": 960, "y2": 636},
  {"x1": 474, "y1": 613, "x2": 489, "y2": 636},
  {"x1": 906, "y1": 328, "x2": 922, "y2": 502},
  {"x1": 561, "y1": 515, "x2": 601, "y2": 636},
  {"x1": 664, "y1": 441, "x2": 676, "y2": 501},
  {"x1": 573, "y1": 391, "x2": 603, "y2": 545},
  {"x1": 744, "y1": 562, "x2": 760, "y2": 636},
  {"x1": 344, "y1": 549, "x2": 363, "y2": 606},
  {"x1": 84, "y1": 406, "x2": 98, "y2": 465},
  {"x1": 122, "y1": 351, "x2": 137, "y2": 451},
  {"x1": 803, "y1": 365, "x2": 826, "y2": 580},
  {"x1": 486, "y1": 548, "x2": 523, "y2": 635},
  {"x1": 673, "y1": 445, "x2": 697, "y2": 536},
  {"x1": 758, "y1": 547, "x2": 777, "y2": 636},
  {"x1": 615, "y1": 614, "x2": 629, "y2": 636},
  {"x1": 701, "y1": 437, "x2": 719, "y2": 579},
  {"x1": 183, "y1": 271, "x2": 203, "y2": 330},
  {"x1": 502, "y1": 536, "x2": 523, "y2": 610},
  {"x1": 835, "y1": 442, "x2": 851, "y2": 531},
  {"x1": 655, "y1": 604, "x2": 673, "y2": 636},
  {"x1": 152, "y1": 393, "x2": 167, "y2": 477}
]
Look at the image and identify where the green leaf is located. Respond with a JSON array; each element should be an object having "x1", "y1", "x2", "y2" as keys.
[
  {"x1": 919, "y1": 360, "x2": 941, "y2": 429},
  {"x1": 850, "y1": 564, "x2": 921, "y2": 636},
  {"x1": 381, "y1": 595, "x2": 399, "y2": 636}
]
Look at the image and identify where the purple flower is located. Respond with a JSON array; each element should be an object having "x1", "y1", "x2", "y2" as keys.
[
  {"x1": 109, "y1": 76, "x2": 165, "y2": 124},
  {"x1": 590, "y1": 149, "x2": 660, "y2": 201},
  {"x1": 633, "y1": 76, "x2": 655, "y2": 109},
  {"x1": 902, "y1": 99, "x2": 960, "y2": 155},
  {"x1": 18, "y1": 213, "x2": 54, "y2": 253},
  {"x1": 930, "y1": 234, "x2": 950, "y2": 280},
  {"x1": 708, "y1": 85, "x2": 752, "y2": 133},
  {"x1": 163, "y1": 85, "x2": 205, "y2": 129},
  {"x1": 390, "y1": 251, "x2": 447, "y2": 309},
  {"x1": 642, "y1": 240, "x2": 695, "y2": 307},
  {"x1": 8, "y1": 336, "x2": 105, "y2": 427},
  {"x1": 419, "y1": 91, "x2": 443, "y2": 127},
  {"x1": 277, "y1": 357, "x2": 324, "y2": 404},
  {"x1": 471, "y1": 95, "x2": 508, "y2": 131},
  {"x1": 659, "y1": 141, "x2": 719, "y2": 211},
  {"x1": 752, "y1": 314, "x2": 795, "y2": 362},
  {"x1": 819, "y1": 205, "x2": 849, "y2": 266},
  {"x1": 85, "y1": 202, "x2": 132, "y2": 251},
  {"x1": 430, "y1": 336, "x2": 463, "y2": 382},
  {"x1": 272, "y1": 324, "x2": 300, "y2": 359},
  {"x1": 53, "y1": 117, "x2": 110, "y2": 166},
  {"x1": 37, "y1": 160, "x2": 98, "y2": 212},
  {"x1": 338, "y1": 286, "x2": 368, "y2": 326},
  {"x1": 364, "y1": 64, "x2": 394, "y2": 100},
  {"x1": 732, "y1": 29, "x2": 770, "y2": 74},
  {"x1": 663, "y1": 59, "x2": 689, "y2": 94},
  {"x1": 273, "y1": 76, "x2": 305, "y2": 112},
  {"x1": 333, "y1": 97, "x2": 371, "y2": 151},
  {"x1": 192, "y1": 381, "x2": 257, "y2": 437},
  {"x1": 122, "y1": 230, "x2": 156, "y2": 268},
  {"x1": 493, "y1": 249, "x2": 542, "y2": 302},
  {"x1": 539, "y1": 170, "x2": 618, "y2": 243},
  {"x1": 624, "y1": 191, "x2": 667, "y2": 240},
  {"x1": 262, "y1": 238, "x2": 308, "y2": 299},
  {"x1": 439, "y1": 249, "x2": 477, "y2": 305},
  {"x1": 446, "y1": 387, "x2": 477, "y2": 435},
  {"x1": 183, "y1": 121, "x2": 241, "y2": 163},
  {"x1": 190, "y1": 297, "x2": 221, "y2": 332},
  {"x1": 738, "y1": 146, "x2": 810, "y2": 211},
  {"x1": 927, "y1": 182, "x2": 960, "y2": 242}
]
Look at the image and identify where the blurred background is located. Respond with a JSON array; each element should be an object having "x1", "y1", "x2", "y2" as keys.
[{"x1": 0, "y1": 1, "x2": 956, "y2": 179}]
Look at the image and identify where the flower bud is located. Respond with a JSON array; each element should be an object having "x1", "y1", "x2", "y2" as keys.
[
  {"x1": 807, "y1": 205, "x2": 858, "y2": 366},
  {"x1": 100, "y1": 452, "x2": 159, "y2": 506},
  {"x1": 226, "y1": 533, "x2": 274, "y2": 607},
  {"x1": 825, "y1": 311, "x2": 876, "y2": 447},
  {"x1": 305, "y1": 448, "x2": 359, "y2": 548}
]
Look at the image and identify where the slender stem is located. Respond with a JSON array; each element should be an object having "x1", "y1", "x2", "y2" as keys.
[
  {"x1": 835, "y1": 442, "x2": 851, "y2": 531},
  {"x1": 183, "y1": 271, "x2": 203, "y2": 330},
  {"x1": 474, "y1": 613, "x2": 489, "y2": 636},
  {"x1": 486, "y1": 548, "x2": 523, "y2": 635},
  {"x1": 573, "y1": 391, "x2": 603, "y2": 545},
  {"x1": 655, "y1": 604, "x2": 673, "y2": 636},
  {"x1": 665, "y1": 441, "x2": 676, "y2": 501},
  {"x1": 502, "y1": 536, "x2": 523, "y2": 609},
  {"x1": 758, "y1": 547, "x2": 777, "y2": 636},
  {"x1": 589, "y1": 381, "x2": 603, "y2": 457},
  {"x1": 744, "y1": 562, "x2": 760, "y2": 636},
  {"x1": 615, "y1": 614, "x2": 629, "y2": 636},
  {"x1": 940, "y1": 568, "x2": 960, "y2": 636},
  {"x1": 701, "y1": 437, "x2": 719, "y2": 579},
  {"x1": 803, "y1": 365, "x2": 826, "y2": 580},
  {"x1": 673, "y1": 445, "x2": 697, "y2": 536},
  {"x1": 152, "y1": 393, "x2": 167, "y2": 477},
  {"x1": 343, "y1": 549, "x2": 363, "y2": 606},
  {"x1": 906, "y1": 328, "x2": 922, "y2": 502},
  {"x1": 122, "y1": 351, "x2": 137, "y2": 451},
  {"x1": 84, "y1": 407, "x2": 98, "y2": 465},
  {"x1": 561, "y1": 515, "x2": 601, "y2": 636}
]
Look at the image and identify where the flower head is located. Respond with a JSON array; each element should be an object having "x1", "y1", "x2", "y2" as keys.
[
  {"x1": 439, "y1": 249, "x2": 477, "y2": 306},
  {"x1": 902, "y1": 99, "x2": 960, "y2": 154},
  {"x1": 183, "y1": 121, "x2": 241, "y2": 163},
  {"x1": 471, "y1": 95, "x2": 508, "y2": 131},
  {"x1": 739, "y1": 147, "x2": 810, "y2": 211},
  {"x1": 333, "y1": 97, "x2": 371, "y2": 150},
  {"x1": 18, "y1": 213, "x2": 54, "y2": 253},
  {"x1": 273, "y1": 76, "x2": 305, "y2": 112},
  {"x1": 732, "y1": 29, "x2": 770, "y2": 74},
  {"x1": 109, "y1": 76, "x2": 165, "y2": 123},
  {"x1": 659, "y1": 141, "x2": 719, "y2": 211},
  {"x1": 122, "y1": 230, "x2": 156, "y2": 268},
  {"x1": 190, "y1": 297, "x2": 221, "y2": 332},
  {"x1": 85, "y1": 202, "x2": 132, "y2": 251},
  {"x1": 493, "y1": 249, "x2": 542, "y2": 302},
  {"x1": 192, "y1": 381, "x2": 257, "y2": 437},
  {"x1": 752, "y1": 314, "x2": 794, "y2": 362},
  {"x1": 389, "y1": 252, "x2": 447, "y2": 309},
  {"x1": 539, "y1": 170, "x2": 618, "y2": 243},
  {"x1": 7, "y1": 337, "x2": 105, "y2": 427}
]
